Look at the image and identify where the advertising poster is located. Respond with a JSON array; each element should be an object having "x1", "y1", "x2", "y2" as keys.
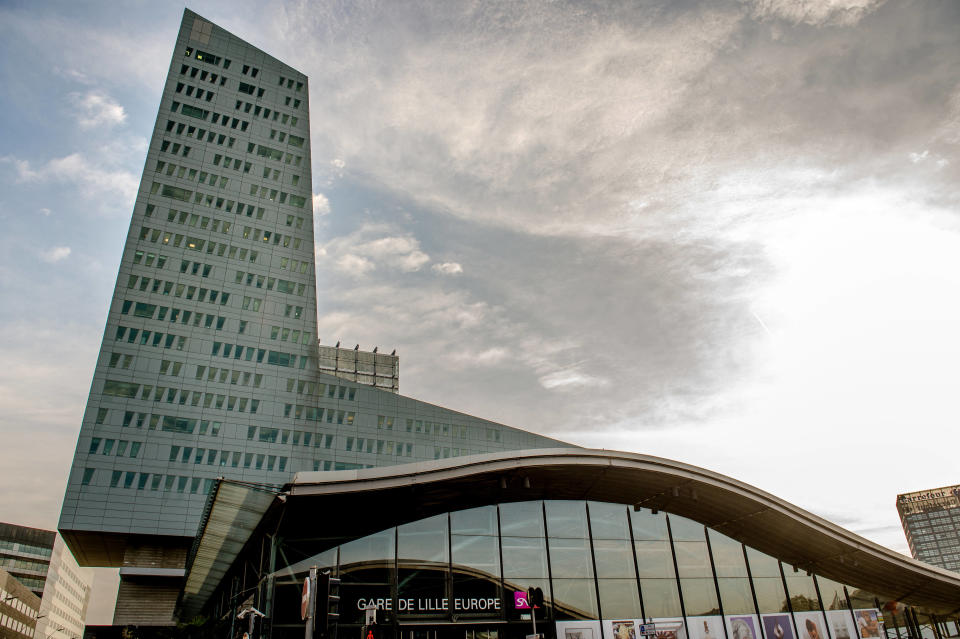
[
  {"x1": 601, "y1": 619, "x2": 639, "y2": 639},
  {"x1": 853, "y1": 610, "x2": 883, "y2": 638},
  {"x1": 761, "y1": 614, "x2": 796, "y2": 639},
  {"x1": 687, "y1": 616, "x2": 724, "y2": 639},
  {"x1": 826, "y1": 610, "x2": 858, "y2": 639},
  {"x1": 652, "y1": 617, "x2": 687, "y2": 639},
  {"x1": 558, "y1": 620, "x2": 603, "y2": 639},
  {"x1": 794, "y1": 612, "x2": 827, "y2": 639},
  {"x1": 726, "y1": 615, "x2": 760, "y2": 639}
]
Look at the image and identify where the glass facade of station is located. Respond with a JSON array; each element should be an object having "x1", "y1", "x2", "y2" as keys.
[{"x1": 263, "y1": 501, "x2": 960, "y2": 639}]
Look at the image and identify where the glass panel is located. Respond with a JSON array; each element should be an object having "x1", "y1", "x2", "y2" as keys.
[
  {"x1": 549, "y1": 536, "x2": 594, "y2": 578},
  {"x1": 397, "y1": 514, "x2": 449, "y2": 614},
  {"x1": 745, "y1": 548, "x2": 789, "y2": 613},
  {"x1": 502, "y1": 535, "x2": 548, "y2": 578},
  {"x1": 452, "y1": 505, "x2": 497, "y2": 535},
  {"x1": 640, "y1": 578, "x2": 682, "y2": 617},
  {"x1": 681, "y1": 578, "x2": 721, "y2": 616},
  {"x1": 674, "y1": 541, "x2": 712, "y2": 577},
  {"x1": 546, "y1": 500, "x2": 589, "y2": 538},
  {"x1": 752, "y1": 577, "x2": 789, "y2": 613},
  {"x1": 452, "y1": 532, "x2": 501, "y2": 616},
  {"x1": 630, "y1": 509, "x2": 669, "y2": 540},
  {"x1": 668, "y1": 514, "x2": 706, "y2": 541},
  {"x1": 635, "y1": 540, "x2": 675, "y2": 577},
  {"x1": 784, "y1": 574, "x2": 822, "y2": 611},
  {"x1": 589, "y1": 501, "x2": 630, "y2": 540},
  {"x1": 552, "y1": 578, "x2": 598, "y2": 620},
  {"x1": 500, "y1": 501, "x2": 544, "y2": 537},
  {"x1": 593, "y1": 538, "x2": 635, "y2": 578},
  {"x1": 716, "y1": 577, "x2": 755, "y2": 615},
  {"x1": 597, "y1": 578, "x2": 643, "y2": 618},
  {"x1": 708, "y1": 530, "x2": 748, "y2": 577},
  {"x1": 816, "y1": 576, "x2": 849, "y2": 610},
  {"x1": 339, "y1": 528, "x2": 394, "y2": 584}
]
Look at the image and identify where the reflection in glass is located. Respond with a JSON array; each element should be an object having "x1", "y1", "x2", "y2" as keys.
[
  {"x1": 589, "y1": 501, "x2": 630, "y2": 540},
  {"x1": 745, "y1": 548, "x2": 788, "y2": 613},
  {"x1": 681, "y1": 578, "x2": 721, "y2": 616},
  {"x1": 815, "y1": 576, "x2": 848, "y2": 610},
  {"x1": 593, "y1": 539, "x2": 636, "y2": 578},
  {"x1": 708, "y1": 531, "x2": 755, "y2": 614},
  {"x1": 340, "y1": 528, "x2": 395, "y2": 584},
  {"x1": 553, "y1": 578, "x2": 599, "y2": 620},
  {"x1": 641, "y1": 578, "x2": 683, "y2": 617},
  {"x1": 549, "y1": 537, "x2": 594, "y2": 578},
  {"x1": 631, "y1": 510, "x2": 670, "y2": 540},
  {"x1": 452, "y1": 505, "x2": 497, "y2": 535},
  {"x1": 502, "y1": 535, "x2": 548, "y2": 578},
  {"x1": 546, "y1": 500, "x2": 590, "y2": 538},
  {"x1": 784, "y1": 575, "x2": 822, "y2": 611},
  {"x1": 500, "y1": 501, "x2": 544, "y2": 537},
  {"x1": 597, "y1": 578, "x2": 643, "y2": 618},
  {"x1": 398, "y1": 513, "x2": 449, "y2": 611},
  {"x1": 669, "y1": 514, "x2": 707, "y2": 541}
]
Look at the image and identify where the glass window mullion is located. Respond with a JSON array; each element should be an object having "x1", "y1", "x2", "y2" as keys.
[
  {"x1": 703, "y1": 525, "x2": 731, "y2": 639},
  {"x1": 665, "y1": 515, "x2": 689, "y2": 622},
  {"x1": 626, "y1": 506, "x2": 647, "y2": 621},
  {"x1": 778, "y1": 560, "x2": 801, "y2": 639},
  {"x1": 584, "y1": 502, "x2": 603, "y2": 622}
]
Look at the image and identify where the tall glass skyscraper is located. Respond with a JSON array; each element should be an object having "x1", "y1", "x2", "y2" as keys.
[
  {"x1": 897, "y1": 484, "x2": 960, "y2": 574},
  {"x1": 58, "y1": 10, "x2": 568, "y2": 625}
]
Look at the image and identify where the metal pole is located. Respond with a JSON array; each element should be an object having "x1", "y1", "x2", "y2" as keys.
[
  {"x1": 306, "y1": 566, "x2": 318, "y2": 639},
  {"x1": 532, "y1": 601, "x2": 537, "y2": 638},
  {"x1": 249, "y1": 610, "x2": 256, "y2": 639}
]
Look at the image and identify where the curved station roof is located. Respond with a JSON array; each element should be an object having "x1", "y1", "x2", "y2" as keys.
[{"x1": 183, "y1": 448, "x2": 960, "y2": 617}]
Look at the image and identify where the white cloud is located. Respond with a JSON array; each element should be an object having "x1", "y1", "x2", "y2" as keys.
[
  {"x1": 746, "y1": 0, "x2": 887, "y2": 26},
  {"x1": 39, "y1": 246, "x2": 71, "y2": 263},
  {"x1": 38, "y1": 207, "x2": 51, "y2": 216},
  {"x1": 432, "y1": 262, "x2": 463, "y2": 276},
  {"x1": 320, "y1": 225, "x2": 431, "y2": 276},
  {"x1": 313, "y1": 192, "x2": 331, "y2": 215},
  {"x1": 908, "y1": 150, "x2": 929, "y2": 163},
  {"x1": 69, "y1": 91, "x2": 126, "y2": 128},
  {"x1": 539, "y1": 369, "x2": 609, "y2": 390},
  {"x1": 3, "y1": 153, "x2": 138, "y2": 205}
]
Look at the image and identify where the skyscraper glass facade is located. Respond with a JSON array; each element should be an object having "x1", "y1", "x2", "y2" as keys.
[{"x1": 58, "y1": 9, "x2": 567, "y2": 577}]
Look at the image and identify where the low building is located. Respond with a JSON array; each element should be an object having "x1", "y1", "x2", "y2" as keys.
[
  {"x1": 181, "y1": 450, "x2": 960, "y2": 639},
  {"x1": 0, "y1": 524, "x2": 92, "y2": 639},
  {"x1": 0, "y1": 567, "x2": 41, "y2": 639},
  {"x1": 896, "y1": 485, "x2": 960, "y2": 574}
]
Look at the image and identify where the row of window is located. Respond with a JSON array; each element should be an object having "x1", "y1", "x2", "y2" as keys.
[
  {"x1": 0, "y1": 541, "x2": 52, "y2": 557},
  {"x1": 1, "y1": 557, "x2": 49, "y2": 573},
  {"x1": 346, "y1": 437, "x2": 415, "y2": 457},
  {"x1": 245, "y1": 180, "x2": 308, "y2": 207},
  {"x1": 195, "y1": 365, "x2": 264, "y2": 387},
  {"x1": 119, "y1": 303, "x2": 227, "y2": 332},
  {"x1": 159, "y1": 211, "x2": 264, "y2": 254},
  {"x1": 169, "y1": 444, "x2": 290, "y2": 471},
  {"x1": 233, "y1": 270, "x2": 307, "y2": 296},
  {"x1": 0, "y1": 611, "x2": 34, "y2": 637},
  {"x1": 376, "y1": 417, "x2": 473, "y2": 440},
  {"x1": 250, "y1": 141, "x2": 305, "y2": 165},
  {"x1": 93, "y1": 468, "x2": 217, "y2": 494},
  {"x1": 161, "y1": 123, "x2": 234, "y2": 151},
  {"x1": 124, "y1": 274, "x2": 231, "y2": 305},
  {"x1": 211, "y1": 151, "x2": 250, "y2": 173},
  {"x1": 104, "y1": 378, "x2": 263, "y2": 413},
  {"x1": 178, "y1": 63, "x2": 228, "y2": 85},
  {"x1": 277, "y1": 75, "x2": 305, "y2": 92},
  {"x1": 132, "y1": 250, "x2": 168, "y2": 268},
  {"x1": 87, "y1": 438, "x2": 142, "y2": 458},
  {"x1": 141, "y1": 218, "x2": 304, "y2": 255},
  {"x1": 213, "y1": 338, "x2": 307, "y2": 367},
  {"x1": 174, "y1": 81, "x2": 215, "y2": 102},
  {"x1": 268, "y1": 324, "x2": 312, "y2": 345},
  {"x1": 234, "y1": 99, "x2": 299, "y2": 128},
  {"x1": 118, "y1": 411, "x2": 222, "y2": 434},
  {"x1": 285, "y1": 404, "x2": 356, "y2": 424},
  {"x1": 171, "y1": 100, "x2": 250, "y2": 131},
  {"x1": 184, "y1": 47, "x2": 226, "y2": 68},
  {"x1": 113, "y1": 326, "x2": 187, "y2": 350},
  {"x1": 155, "y1": 159, "x2": 230, "y2": 189},
  {"x1": 285, "y1": 379, "x2": 356, "y2": 399}
]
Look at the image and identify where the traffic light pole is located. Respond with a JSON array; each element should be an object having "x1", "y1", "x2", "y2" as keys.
[{"x1": 305, "y1": 566, "x2": 318, "y2": 639}]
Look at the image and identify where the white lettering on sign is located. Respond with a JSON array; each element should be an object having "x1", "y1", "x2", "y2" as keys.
[
  {"x1": 356, "y1": 598, "x2": 393, "y2": 611},
  {"x1": 357, "y1": 596, "x2": 501, "y2": 612}
]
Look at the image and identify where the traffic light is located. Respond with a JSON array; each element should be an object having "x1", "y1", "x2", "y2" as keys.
[
  {"x1": 527, "y1": 586, "x2": 544, "y2": 608},
  {"x1": 317, "y1": 572, "x2": 341, "y2": 636}
]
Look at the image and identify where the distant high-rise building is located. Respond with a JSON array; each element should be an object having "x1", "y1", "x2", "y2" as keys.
[
  {"x1": 896, "y1": 484, "x2": 960, "y2": 573},
  {"x1": 0, "y1": 523, "x2": 92, "y2": 639},
  {"x1": 0, "y1": 567, "x2": 41, "y2": 639},
  {"x1": 58, "y1": 9, "x2": 569, "y2": 626}
]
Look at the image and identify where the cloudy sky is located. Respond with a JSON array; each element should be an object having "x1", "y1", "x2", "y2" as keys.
[{"x1": 2, "y1": 0, "x2": 960, "y2": 624}]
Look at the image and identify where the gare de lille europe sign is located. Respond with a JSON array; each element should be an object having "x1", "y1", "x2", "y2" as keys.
[{"x1": 355, "y1": 597, "x2": 503, "y2": 613}]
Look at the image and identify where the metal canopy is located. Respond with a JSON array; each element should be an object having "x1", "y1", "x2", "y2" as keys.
[
  {"x1": 281, "y1": 448, "x2": 960, "y2": 613},
  {"x1": 180, "y1": 480, "x2": 278, "y2": 618}
]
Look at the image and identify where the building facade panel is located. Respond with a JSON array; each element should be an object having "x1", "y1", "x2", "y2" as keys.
[{"x1": 896, "y1": 485, "x2": 960, "y2": 573}]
